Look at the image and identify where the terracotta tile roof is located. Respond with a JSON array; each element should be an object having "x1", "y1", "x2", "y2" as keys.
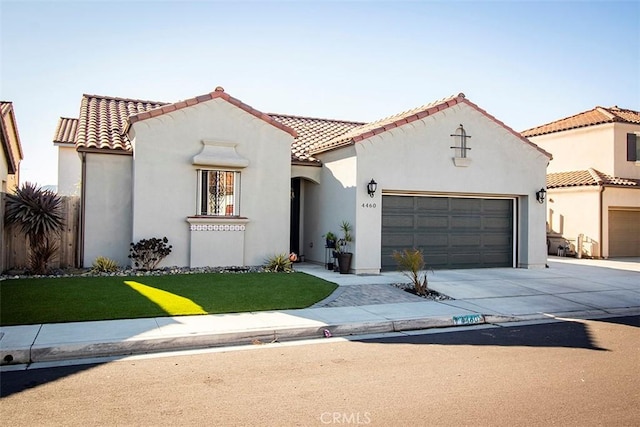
[
  {"x1": 522, "y1": 106, "x2": 640, "y2": 137},
  {"x1": 270, "y1": 114, "x2": 365, "y2": 162},
  {"x1": 309, "y1": 93, "x2": 552, "y2": 159},
  {"x1": 53, "y1": 117, "x2": 79, "y2": 144},
  {"x1": 76, "y1": 94, "x2": 166, "y2": 152},
  {"x1": 0, "y1": 101, "x2": 12, "y2": 117},
  {"x1": 66, "y1": 89, "x2": 550, "y2": 163},
  {"x1": 75, "y1": 88, "x2": 297, "y2": 154},
  {"x1": 128, "y1": 87, "x2": 297, "y2": 139},
  {"x1": 547, "y1": 168, "x2": 640, "y2": 189}
]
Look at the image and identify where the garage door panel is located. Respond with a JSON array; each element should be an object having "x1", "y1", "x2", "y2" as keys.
[
  {"x1": 450, "y1": 198, "x2": 481, "y2": 212},
  {"x1": 451, "y1": 216, "x2": 482, "y2": 229},
  {"x1": 608, "y1": 210, "x2": 640, "y2": 257},
  {"x1": 483, "y1": 199, "x2": 510, "y2": 212},
  {"x1": 450, "y1": 234, "x2": 481, "y2": 247},
  {"x1": 382, "y1": 196, "x2": 513, "y2": 270},
  {"x1": 382, "y1": 214, "x2": 415, "y2": 228},
  {"x1": 381, "y1": 234, "x2": 414, "y2": 247},
  {"x1": 483, "y1": 216, "x2": 512, "y2": 230},
  {"x1": 384, "y1": 196, "x2": 414, "y2": 210},
  {"x1": 416, "y1": 234, "x2": 449, "y2": 247},
  {"x1": 417, "y1": 216, "x2": 449, "y2": 228},
  {"x1": 416, "y1": 197, "x2": 448, "y2": 210},
  {"x1": 483, "y1": 234, "x2": 512, "y2": 247}
]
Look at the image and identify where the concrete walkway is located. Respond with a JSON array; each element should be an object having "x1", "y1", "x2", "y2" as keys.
[{"x1": 1, "y1": 257, "x2": 638, "y2": 367}]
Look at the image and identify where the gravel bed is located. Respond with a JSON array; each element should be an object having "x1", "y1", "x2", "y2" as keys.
[
  {"x1": 0, "y1": 265, "x2": 267, "y2": 280},
  {"x1": 392, "y1": 283, "x2": 452, "y2": 301}
]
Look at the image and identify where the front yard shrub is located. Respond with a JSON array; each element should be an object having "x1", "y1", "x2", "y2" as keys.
[
  {"x1": 91, "y1": 256, "x2": 119, "y2": 273},
  {"x1": 264, "y1": 253, "x2": 293, "y2": 272},
  {"x1": 3, "y1": 182, "x2": 64, "y2": 275},
  {"x1": 392, "y1": 248, "x2": 430, "y2": 296},
  {"x1": 128, "y1": 237, "x2": 172, "y2": 270}
]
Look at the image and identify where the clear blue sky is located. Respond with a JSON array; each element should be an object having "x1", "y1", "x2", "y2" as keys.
[{"x1": 1, "y1": 0, "x2": 638, "y2": 187}]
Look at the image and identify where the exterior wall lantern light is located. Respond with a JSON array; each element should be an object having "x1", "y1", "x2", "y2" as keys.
[
  {"x1": 536, "y1": 188, "x2": 547, "y2": 204},
  {"x1": 367, "y1": 179, "x2": 377, "y2": 198}
]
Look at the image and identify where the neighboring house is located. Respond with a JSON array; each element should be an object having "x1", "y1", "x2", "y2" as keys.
[
  {"x1": 1, "y1": 101, "x2": 25, "y2": 272},
  {"x1": 522, "y1": 106, "x2": 640, "y2": 258},
  {"x1": 53, "y1": 117, "x2": 80, "y2": 195},
  {"x1": 1, "y1": 101, "x2": 24, "y2": 193},
  {"x1": 56, "y1": 87, "x2": 551, "y2": 272}
]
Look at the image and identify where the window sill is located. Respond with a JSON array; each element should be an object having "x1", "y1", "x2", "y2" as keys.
[
  {"x1": 187, "y1": 216, "x2": 249, "y2": 231},
  {"x1": 452, "y1": 157, "x2": 472, "y2": 167}
]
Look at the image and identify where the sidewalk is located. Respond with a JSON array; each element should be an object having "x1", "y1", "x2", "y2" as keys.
[{"x1": 1, "y1": 257, "x2": 638, "y2": 367}]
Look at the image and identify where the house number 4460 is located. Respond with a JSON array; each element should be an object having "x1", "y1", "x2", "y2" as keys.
[{"x1": 361, "y1": 203, "x2": 377, "y2": 208}]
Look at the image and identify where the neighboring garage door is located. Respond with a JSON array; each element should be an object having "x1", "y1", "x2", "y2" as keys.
[
  {"x1": 382, "y1": 196, "x2": 514, "y2": 270},
  {"x1": 608, "y1": 209, "x2": 640, "y2": 257}
]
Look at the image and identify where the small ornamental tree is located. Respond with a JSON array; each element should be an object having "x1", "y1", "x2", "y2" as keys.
[
  {"x1": 128, "y1": 237, "x2": 172, "y2": 270},
  {"x1": 391, "y1": 248, "x2": 429, "y2": 296},
  {"x1": 4, "y1": 182, "x2": 64, "y2": 274}
]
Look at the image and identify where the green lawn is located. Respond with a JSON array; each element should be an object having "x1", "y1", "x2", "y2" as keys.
[{"x1": 0, "y1": 272, "x2": 338, "y2": 326}]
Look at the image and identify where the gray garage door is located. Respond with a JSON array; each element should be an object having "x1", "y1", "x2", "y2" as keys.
[
  {"x1": 382, "y1": 196, "x2": 514, "y2": 270},
  {"x1": 608, "y1": 209, "x2": 640, "y2": 257}
]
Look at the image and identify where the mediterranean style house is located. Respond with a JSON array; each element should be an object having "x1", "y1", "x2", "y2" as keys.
[
  {"x1": 522, "y1": 106, "x2": 640, "y2": 258},
  {"x1": 55, "y1": 87, "x2": 551, "y2": 272}
]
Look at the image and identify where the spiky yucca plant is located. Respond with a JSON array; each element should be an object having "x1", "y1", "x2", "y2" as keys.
[
  {"x1": 4, "y1": 182, "x2": 64, "y2": 274},
  {"x1": 391, "y1": 248, "x2": 429, "y2": 296},
  {"x1": 264, "y1": 253, "x2": 293, "y2": 272}
]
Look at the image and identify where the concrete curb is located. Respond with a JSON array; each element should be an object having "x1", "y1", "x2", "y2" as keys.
[
  {"x1": 3, "y1": 308, "x2": 639, "y2": 366},
  {"x1": 3, "y1": 316, "x2": 481, "y2": 365}
]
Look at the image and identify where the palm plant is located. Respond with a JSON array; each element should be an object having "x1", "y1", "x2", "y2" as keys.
[
  {"x1": 391, "y1": 248, "x2": 429, "y2": 296},
  {"x1": 4, "y1": 182, "x2": 64, "y2": 274}
]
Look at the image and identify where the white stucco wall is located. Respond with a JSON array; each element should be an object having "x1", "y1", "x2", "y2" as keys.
[
  {"x1": 613, "y1": 123, "x2": 640, "y2": 179},
  {"x1": 56, "y1": 144, "x2": 82, "y2": 196},
  {"x1": 302, "y1": 148, "x2": 357, "y2": 267},
  {"x1": 0, "y1": 147, "x2": 8, "y2": 192},
  {"x1": 529, "y1": 124, "x2": 615, "y2": 175},
  {"x1": 129, "y1": 98, "x2": 292, "y2": 268},
  {"x1": 310, "y1": 102, "x2": 549, "y2": 273},
  {"x1": 83, "y1": 153, "x2": 133, "y2": 267},
  {"x1": 547, "y1": 187, "x2": 601, "y2": 256}
]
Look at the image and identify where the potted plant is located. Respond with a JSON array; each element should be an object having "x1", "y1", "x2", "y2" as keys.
[
  {"x1": 324, "y1": 231, "x2": 337, "y2": 249},
  {"x1": 336, "y1": 221, "x2": 353, "y2": 274}
]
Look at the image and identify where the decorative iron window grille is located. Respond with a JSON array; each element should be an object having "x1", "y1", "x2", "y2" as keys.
[
  {"x1": 199, "y1": 170, "x2": 239, "y2": 216},
  {"x1": 450, "y1": 124, "x2": 471, "y2": 158}
]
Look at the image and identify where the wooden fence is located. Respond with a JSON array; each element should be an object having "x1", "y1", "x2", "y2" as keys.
[{"x1": 2, "y1": 194, "x2": 81, "y2": 271}]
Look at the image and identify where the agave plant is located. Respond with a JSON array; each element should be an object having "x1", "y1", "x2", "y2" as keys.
[{"x1": 4, "y1": 182, "x2": 64, "y2": 274}]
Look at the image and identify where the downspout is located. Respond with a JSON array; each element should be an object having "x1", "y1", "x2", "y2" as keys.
[
  {"x1": 599, "y1": 184, "x2": 605, "y2": 259},
  {"x1": 79, "y1": 152, "x2": 86, "y2": 268}
]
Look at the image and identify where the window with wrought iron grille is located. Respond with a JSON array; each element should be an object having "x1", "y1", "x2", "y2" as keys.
[{"x1": 198, "y1": 170, "x2": 240, "y2": 216}]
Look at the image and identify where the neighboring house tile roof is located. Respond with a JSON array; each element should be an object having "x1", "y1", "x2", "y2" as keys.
[
  {"x1": 522, "y1": 106, "x2": 640, "y2": 137},
  {"x1": 309, "y1": 93, "x2": 551, "y2": 159},
  {"x1": 270, "y1": 114, "x2": 365, "y2": 162},
  {"x1": 53, "y1": 117, "x2": 79, "y2": 144},
  {"x1": 547, "y1": 168, "x2": 640, "y2": 189},
  {"x1": 1, "y1": 101, "x2": 24, "y2": 175}
]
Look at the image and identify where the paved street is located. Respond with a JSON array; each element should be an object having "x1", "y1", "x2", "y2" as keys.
[{"x1": 1, "y1": 316, "x2": 638, "y2": 426}]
